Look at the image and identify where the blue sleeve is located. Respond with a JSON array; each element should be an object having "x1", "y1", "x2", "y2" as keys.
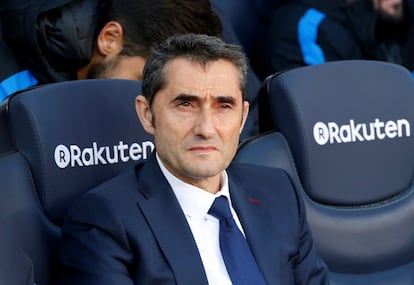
[
  {"x1": 298, "y1": 8, "x2": 326, "y2": 65},
  {"x1": 0, "y1": 70, "x2": 38, "y2": 101}
]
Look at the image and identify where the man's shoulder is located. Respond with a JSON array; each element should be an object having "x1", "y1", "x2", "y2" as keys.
[
  {"x1": 228, "y1": 162, "x2": 301, "y2": 199},
  {"x1": 71, "y1": 166, "x2": 141, "y2": 210},
  {"x1": 89, "y1": 167, "x2": 139, "y2": 195},
  {"x1": 228, "y1": 162, "x2": 290, "y2": 183},
  {"x1": 63, "y1": 166, "x2": 143, "y2": 225},
  {"x1": 228, "y1": 163, "x2": 303, "y2": 214}
]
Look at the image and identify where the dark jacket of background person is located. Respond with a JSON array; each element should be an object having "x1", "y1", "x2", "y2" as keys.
[
  {"x1": 255, "y1": 0, "x2": 414, "y2": 79},
  {"x1": 0, "y1": 0, "x2": 98, "y2": 98}
]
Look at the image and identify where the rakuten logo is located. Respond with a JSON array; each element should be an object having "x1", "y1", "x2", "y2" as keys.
[
  {"x1": 313, "y1": 118, "x2": 411, "y2": 145},
  {"x1": 54, "y1": 141, "x2": 155, "y2": 168}
]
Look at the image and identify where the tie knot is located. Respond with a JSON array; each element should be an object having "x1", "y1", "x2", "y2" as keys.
[{"x1": 208, "y1": 196, "x2": 233, "y2": 220}]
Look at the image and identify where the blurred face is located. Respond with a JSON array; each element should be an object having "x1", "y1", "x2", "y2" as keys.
[
  {"x1": 87, "y1": 55, "x2": 147, "y2": 80},
  {"x1": 374, "y1": 0, "x2": 404, "y2": 21},
  {"x1": 136, "y1": 58, "x2": 248, "y2": 193}
]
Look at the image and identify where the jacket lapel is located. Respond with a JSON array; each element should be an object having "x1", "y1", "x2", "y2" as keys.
[
  {"x1": 135, "y1": 156, "x2": 208, "y2": 285},
  {"x1": 228, "y1": 172, "x2": 281, "y2": 285}
]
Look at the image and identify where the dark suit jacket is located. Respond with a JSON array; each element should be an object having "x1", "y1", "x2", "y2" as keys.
[{"x1": 57, "y1": 155, "x2": 329, "y2": 285}]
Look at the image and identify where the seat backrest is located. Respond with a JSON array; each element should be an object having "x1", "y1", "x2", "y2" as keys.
[
  {"x1": 251, "y1": 60, "x2": 414, "y2": 284},
  {"x1": 0, "y1": 79, "x2": 154, "y2": 284}
]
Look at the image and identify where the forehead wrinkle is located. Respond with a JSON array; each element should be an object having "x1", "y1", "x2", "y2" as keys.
[{"x1": 164, "y1": 58, "x2": 242, "y2": 100}]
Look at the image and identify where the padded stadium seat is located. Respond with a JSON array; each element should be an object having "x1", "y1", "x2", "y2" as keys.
[
  {"x1": 236, "y1": 60, "x2": 414, "y2": 284},
  {"x1": 0, "y1": 79, "x2": 154, "y2": 285}
]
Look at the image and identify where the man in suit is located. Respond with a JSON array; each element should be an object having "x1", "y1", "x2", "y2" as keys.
[
  {"x1": 0, "y1": 219, "x2": 34, "y2": 285},
  {"x1": 57, "y1": 33, "x2": 330, "y2": 284}
]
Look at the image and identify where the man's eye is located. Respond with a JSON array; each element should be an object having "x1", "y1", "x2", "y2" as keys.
[
  {"x1": 178, "y1": 101, "x2": 191, "y2": 107},
  {"x1": 220, "y1": 104, "x2": 232, "y2": 109}
]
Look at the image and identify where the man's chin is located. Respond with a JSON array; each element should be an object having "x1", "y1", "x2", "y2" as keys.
[{"x1": 185, "y1": 165, "x2": 222, "y2": 180}]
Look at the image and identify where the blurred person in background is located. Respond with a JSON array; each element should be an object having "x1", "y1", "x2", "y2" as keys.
[
  {"x1": 0, "y1": 0, "x2": 221, "y2": 101},
  {"x1": 0, "y1": 0, "x2": 260, "y2": 140},
  {"x1": 255, "y1": 0, "x2": 414, "y2": 79}
]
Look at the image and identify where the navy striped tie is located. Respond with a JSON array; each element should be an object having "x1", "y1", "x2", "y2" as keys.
[{"x1": 208, "y1": 196, "x2": 266, "y2": 285}]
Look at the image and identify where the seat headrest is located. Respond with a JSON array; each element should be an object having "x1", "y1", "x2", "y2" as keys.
[
  {"x1": 266, "y1": 60, "x2": 414, "y2": 206},
  {"x1": 6, "y1": 79, "x2": 154, "y2": 224}
]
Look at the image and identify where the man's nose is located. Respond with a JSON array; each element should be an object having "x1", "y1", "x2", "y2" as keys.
[{"x1": 193, "y1": 108, "x2": 215, "y2": 138}]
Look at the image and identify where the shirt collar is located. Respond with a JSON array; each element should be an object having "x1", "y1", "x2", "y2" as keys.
[{"x1": 156, "y1": 153, "x2": 230, "y2": 219}]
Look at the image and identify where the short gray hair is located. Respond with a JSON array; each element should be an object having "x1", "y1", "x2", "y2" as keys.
[{"x1": 141, "y1": 33, "x2": 248, "y2": 106}]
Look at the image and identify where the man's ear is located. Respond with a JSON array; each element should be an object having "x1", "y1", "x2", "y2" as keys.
[
  {"x1": 96, "y1": 21, "x2": 124, "y2": 56},
  {"x1": 239, "y1": 100, "x2": 250, "y2": 134},
  {"x1": 135, "y1": 95, "x2": 155, "y2": 135}
]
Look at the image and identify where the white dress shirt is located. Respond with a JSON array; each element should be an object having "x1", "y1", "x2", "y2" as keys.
[{"x1": 156, "y1": 154, "x2": 246, "y2": 285}]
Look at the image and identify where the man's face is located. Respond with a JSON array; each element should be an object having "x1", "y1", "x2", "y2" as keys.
[
  {"x1": 142, "y1": 58, "x2": 248, "y2": 190},
  {"x1": 87, "y1": 54, "x2": 147, "y2": 80},
  {"x1": 374, "y1": 0, "x2": 404, "y2": 21}
]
